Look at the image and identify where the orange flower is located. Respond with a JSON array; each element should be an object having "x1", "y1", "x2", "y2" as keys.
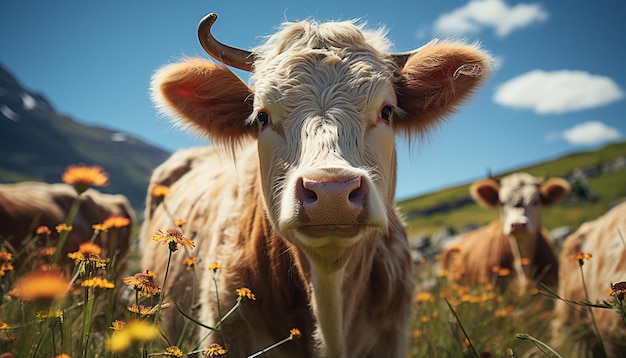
[
  {"x1": 127, "y1": 304, "x2": 154, "y2": 316},
  {"x1": 611, "y1": 281, "x2": 626, "y2": 301},
  {"x1": 151, "y1": 184, "x2": 170, "y2": 197},
  {"x1": 36, "y1": 226, "x2": 52, "y2": 236},
  {"x1": 571, "y1": 252, "x2": 592, "y2": 266},
  {"x1": 79, "y1": 241, "x2": 102, "y2": 256},
  {"x1": 290, "y1": 328, "x2": 302, "y2": 338},
  {"x1": 0, "y1": 251, "x2": 12, "y2": 262},
  {"x1": 173, "y1": 219, "x2": 187, "y2": 227},
  {"x1": 183, "y1": 257, "x2": 198, "y2": 270},
  {"x1": 111, "y1": 320, "x2": 126, "y2": 330},
  {"x1": 62, "y1": 164, "x2": 109, "y2": 194},
  {"x1": 39, "y1": 246, "x2": 57, "y2": 257},
  {"x1": 55, "y1": 223, "x2": 72, "y2": 233},
  {"x1": 82, "y1": 277, "x2": 115, "y2": 289},
  {"x1": 166, "y1": 346, "x2": 184, "y2": 357},
  {"x1": 208, "y1": 262, "x2": 222, "y2": 272},
  {"x1": 103, "y1": 215, "x2": 131, "y2": 229},
  {"x1": 202, "y1": 343, "x2": 227, "y2": 357},
  {"x1": 9, "y1": 268, "x2": 69, "y2": 301},
  {"x1": 235, "y1": 287, "x2": 256, "y2": 301},
  {"x1": 152, "y1": 228, "x2": 195, "y2": 252},
  {"x1": 123, "y1": 270, "x2": 161, "y2": 297}
]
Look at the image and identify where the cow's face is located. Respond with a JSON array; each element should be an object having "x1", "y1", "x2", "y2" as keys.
[
  {"x1": 152, "y1": 18, "x2": 491, "y2": 269},
  {"x1": 471, "y1": 173, "x2": 570, "y2": 238}
]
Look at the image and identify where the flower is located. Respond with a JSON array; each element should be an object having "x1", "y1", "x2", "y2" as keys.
[
  {"x1": 414, "y1": 292, "x2": 435, "y2": 303},
  {"x1": 55, "y1": 223, "x2": 72, "y2": 233},
  {"x1": 39, "y1": 246, "x2": 57, "y2": 257},
  {"x1": 173, "y1": 219, "x2": 187, "y2": 227},
  {"x1": 202, "y1": 343, "x2": 227, "y2": 357},
  {"x1": 0, "y1": 251, "x2": 13, "y2": 277},
  {"x1": 236, "y1": 287, "x2": 256, "y2": 301},
  {"x1": 62, "y1": 164, "x2": 109, "y2": 194},
  {"x1": 111, "y1": 320, "x2": 126, "y2": 330},
  {"x1": 183, "y1": 257, "x2": 198, "y2": 270},
  {"x1": 123, "y1": 270, "x2": 161, "y2": 297},
  {"x1": 127, "y1": 304, "x2": 155, "y2": 316},
  {"x1": 152, "y1": 228, "x2": 195, "y2": 252},
  {"x1": 36, "y1": 226, "x2": 52, "y2": 236},
  {"x1": 103, "y1": 215, "x2": 131, "y2": 229},
  {"x1": 79, "y1": 241, "x2": 102, "y2": 256},
  {"x1": 81, "y1": 277, "x2": 115, "y2": 289},
  {"x1": 166, "y1": 346, "x2": 184, "y2": 357},
  {"x1": 208, "y1": 262, "x2": 222, "y2": 272},
  {"x1": 9, "y1": 268, "x2": 69, "y2": 301},
  {"x1": 151, "y1": 184, "x2": 171, "y2": 197},
  {"x1": 610, "y1": 281, "x2": 626, "y2": 301},
  {"x1": 92, "y1": 223, "x2": 109, "y2": 233},
  {"x1": 290, "y1": 328, "x2": 302, "y2": 338},
  {"x1": 107, "y1": 320, "x2": 159, "y2": 352},
  {"x1": 36, "y1": 309, "x2": 63, "y2": 321},
  {"x1": 571, "y1": 252, "x2": 592, "y2": 266}
]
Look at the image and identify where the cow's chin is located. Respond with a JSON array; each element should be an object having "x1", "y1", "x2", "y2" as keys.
[{"x1": 288, "y1": 225, "x2": 377, "y2": 271}]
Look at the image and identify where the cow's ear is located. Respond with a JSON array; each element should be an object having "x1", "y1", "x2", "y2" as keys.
[
  {"x1": 470, "y1": 178, "x2": 500, "y2": 209},
  {"x1": 540, "y1": 178, "x2": 570, "y2": 207},
  {"x1": 152, "y1": 58, "x2": 255, "y2": 147},
  {"x1": 394, "y1": 41, "x2": 492, "y2": 136}
]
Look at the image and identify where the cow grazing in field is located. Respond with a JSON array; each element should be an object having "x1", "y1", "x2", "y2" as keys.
[
  {"x1": 141, "y1": 13, "x2": 491, "y2": 357},
  {"x1": 552, "y1": 201, "x2": 626, "y2": 357},
  {"x1": 0, "y1": 181, "x2": 134, "y2": 264},
  {"x1": 441, "y1": 173, "x2": 570, "y2": 292}
]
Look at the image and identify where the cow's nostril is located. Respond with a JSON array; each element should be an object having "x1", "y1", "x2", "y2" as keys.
[
  {"x1": 297, "y1": 177, "x2": 318, "y2": 204},
  {"x1": 348, "y1": 178, "x2": 367, "y2": 205}
]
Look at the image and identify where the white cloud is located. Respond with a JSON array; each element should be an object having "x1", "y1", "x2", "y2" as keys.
[
  {"x1": 547, "y1": 121, "x2": 621, "y2": 146},
  {"x1": 434, "y1": 0, "x2": 548, "y2": 37},
  {"x1": 494, "y1": 70, "x2": 624, "y2": 114}
]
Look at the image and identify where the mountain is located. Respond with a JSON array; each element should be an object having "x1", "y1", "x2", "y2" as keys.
[{"x1": 0, "y1": 63, "x2": 170, "y2": 213}]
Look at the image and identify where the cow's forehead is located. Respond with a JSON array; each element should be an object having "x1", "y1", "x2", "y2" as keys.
[{"x1": 499, "y1": 174, "x2": 542, "y2": 203}]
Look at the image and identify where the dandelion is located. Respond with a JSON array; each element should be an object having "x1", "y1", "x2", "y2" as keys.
[
  {"x1": 208, "y1": 262, "x2": 222, "y2": 272},
  {"x1": 183, "y1": 257, "x2": 198, "y2": 270},
  {"x1": 202, "y1": 343, "x2": 227, "y2": 357},
  {"x1": 152, "y1": 228, "x2": 195, "y2": 252},
  {"x1": 151, "y1": 184, "x2": 171, "y2": 197},
  {"x1": 81, "y1": 276, "x2": 115, "y2": 289},
  {"x1": 9, "y1": 268, "x2": 69, "y2": 302},
  {"x1": 79, "y1": 241, "x2": 102, "y2": 256},
  {"x1": 103, "y1": 215, "x2": 131, "y2": 229},
  {"x1": 62, "y1": 163, "x2": 109, "y2": 194},
  {"x1": 107, "y1": 320, "x2": 159, "y2": 352},
  {"x1": 236, "y1": 287, "x2": 256, "y2": 301},
  {"x1": 166, "y1": 346, "x2": 184, "y2": 357},
  {"x1": 111, "y1": 320, "x2": 126, "y2": 330},
  {"x1": 36, "y1": 225, "x2": 52, "y2": 236},
  {"x1": 571, "y1": 252, "x2": 592, "y2": 266},
  {"x1": 55, "y1": 223, "x2": 72, "y2": 233},
  {"x1": 123, "y1": 270, "x2": 161, "y2": 297}
]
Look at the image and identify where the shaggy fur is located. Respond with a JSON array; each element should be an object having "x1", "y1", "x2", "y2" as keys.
[
  {"x1": 143, "y1": 16, "x2": 491, "y2": 358},
  {"x1": 553, "y1": 201, "x2": 626, "y2": 357},
  {"x1": 441, "y1": 173, "x2": 569, "y2": 292}
]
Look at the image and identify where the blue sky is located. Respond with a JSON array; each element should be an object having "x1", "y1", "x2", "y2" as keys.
[{"x1": 1, "y1": 0, "x2": 624, "y2": 200}]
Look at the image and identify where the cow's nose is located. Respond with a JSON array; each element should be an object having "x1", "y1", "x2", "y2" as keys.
[
  {"x1": 296, "y1": 176, "x2": 367, "y2": 224},
  {"x1": 510, "y1": 222, "x2": 527, "y2": 232}
]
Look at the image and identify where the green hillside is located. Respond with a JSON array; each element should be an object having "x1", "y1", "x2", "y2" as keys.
[{"x1": 397, "y1": 141, "x2": 626, "y2": 238}]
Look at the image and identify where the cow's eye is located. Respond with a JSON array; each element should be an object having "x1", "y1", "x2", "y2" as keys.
[
  {"x1": 257, "y1": 112, "x2": 270, "y2": 127},
  {"x1": 380, "y1": 106, "x2": 392, "y2": 122}
]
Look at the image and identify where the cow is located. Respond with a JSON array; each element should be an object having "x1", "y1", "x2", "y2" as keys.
[
  {"x1": 440, "y1": 173, "x2": 570, "y2": 293},
  {"x1": 140, "y1": 13, "x2": 492, "y2": 358},
  {"x1": 552, "y1": 201, "x2": 626, "y2": 357},
  {"x1": 0, "y1": 181, "x2": 134, "y2": 267}
]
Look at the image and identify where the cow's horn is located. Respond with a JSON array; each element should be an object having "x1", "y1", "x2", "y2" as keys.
[
  {"x1": 390, "y1": 39, "x2": 439, "y2": 68},
  {"x1": 198, "y1": 13, "x2": 255, "y2": 72}
]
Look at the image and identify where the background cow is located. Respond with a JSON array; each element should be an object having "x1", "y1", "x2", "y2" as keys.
[
  {"x1": 441, "y1": 173, "x2": 570, "y2": 292},
  {"x1": 141, "y1": 13, "x2": 491, "y2": 357},
  {"x1": 0, "y1": 181, "x2": 134, "y2": 266},
  {"x1": 552, "y1": 200, "x2": 626, "y2": 357}
]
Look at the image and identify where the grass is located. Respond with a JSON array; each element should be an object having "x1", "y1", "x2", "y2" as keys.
[{"x1": 2, "y1": 160, "x2": 626, "y2": 357}]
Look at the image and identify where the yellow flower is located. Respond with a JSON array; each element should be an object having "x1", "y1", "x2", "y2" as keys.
[
  {"x1": 9, "y1": 268, "x2": 69, "y2": 302},
  {"x1": 62, "y1": 163, "x2": 109, "y2": 194},
  {"x1": 208, "y1": 262, "x2": 222, "y2": 272},
  {"x1": 290, "y1": 328, "x2": 302, "y2": 338},
  {"x1": 55, "y1": 223, "x2": 72, "y2": 233},
  {"x1": 166, "y1": 346, "x2": 184, "y2": 357},
  {"x1": 202, "y1": 343, "x2": 227, "y2": 357},
  {"x1": 571, "y1": 252, "x2": 592, "y2": 266},
  {"x1": 0, "y1": 261, "x2": 14, "y2": 276},
  {"x1": 92, "y1": 223, "x2": 109, "y2": 232},
  {"x1": 414, "y1": 292, "x2": 435, "y2": 303},
  {"x1": 127, "y1": 304, "x2": 155, "y2": 316},
  {"x1": 0, "y1": 251, "x2": 13, "y2": 262},
  {"x1": 55, "y1": 354, "x2": 71, "y2": 358},
  {"x1": 79, "y1": 241, "x2": 102, "y2": 256},
  {"x1": 107, "y1": 320, "x2": 159, "y2": 352},
  {"x1": 236, "y1": 287, "x2": 256, "y2": 301},
  {"x1": 0, "y1": 322, "x2": 9, "y2": 329},
  {"x1": 173, "y1": 219, "x2": 187, "y2": 227},
  {"x1": 123, "y1": 270, "x2": 161, "y2": 297},
  {"x1": 36, "y1": 309, "x2": 63, "y2": 321},
  {"x1": 103, "y1": 215, "x2": 131, "y2": 229},
  {"x1": 152, "y1": 228, "x2": 195, "y2": 252},
  {"x1": 82, "y1": 277, "x2": 115, "y2": 289},
  {"x1": 183, "y1": 257, "x2": 198, "y2": 270},
  {"x1": 151, "y1": 184, "x2": 171, "y2": 197},
  {"x1": 111, "y1": 320, "x2": 126, "y2": 331},
  {"x1": 36, "y1": 225, "x2": 52, "y2": 236}
]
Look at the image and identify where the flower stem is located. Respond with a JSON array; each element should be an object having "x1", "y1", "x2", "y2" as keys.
[
  {"x1": 51, "y1": 197, "x2": 82, "y2": 264},
  {"x1": 516, "y1": 333, "x2": 562, "y2": 358},
  {"x1": 579, "y1": 264, "x2": 607, "y2": 356},
  {"x1": 155, "y1": 250, "x2": 173, "y2": 324}
]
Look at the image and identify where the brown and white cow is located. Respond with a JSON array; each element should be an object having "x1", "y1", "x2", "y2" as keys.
[
  {"x1": 141, "y1": 13, "x2": 491, "y2": 357},
  {"x1": 552, "y1": 201, "x2": 626, "y2": 357},
  {"x1": 0, "y1": 181, "x2": 134, "y2": 264},
  {"x1": 441, "y1": 173, "x2": 569, "y2": 292}
]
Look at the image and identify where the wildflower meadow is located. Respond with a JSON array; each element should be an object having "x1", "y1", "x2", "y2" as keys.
[{"x1": 1, "y1": 164, "x2": 625, "y2": 357}]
